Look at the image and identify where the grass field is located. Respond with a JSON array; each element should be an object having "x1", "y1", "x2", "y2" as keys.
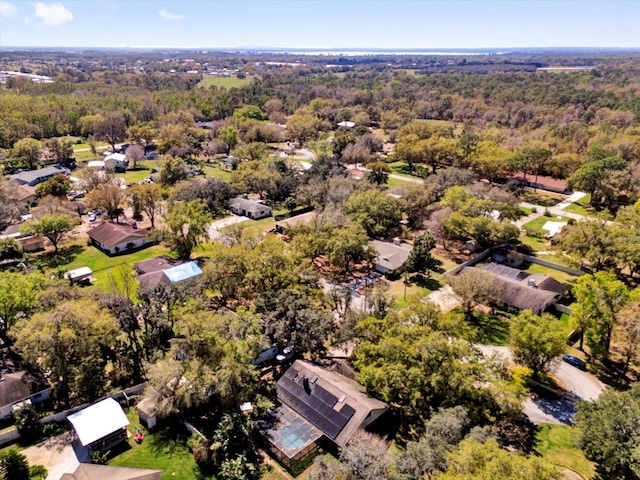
[
  {"x1": 109, "y1": 409, "x2": 212, "y2": 480},
  {"x1": 202, "y1": 163, "x2": 232, "y2": 182},
  {"x1": 198, "y1": 74, "x2": 253, "y2": 89},
  {"x1": 387, "y1": 176, "x2": 419, "y2": 187},
  {"x1": 523, "y1": 215, "x2": 572, "y2": 232},
  {"x1": 535, "y1": 424, "x2": 595, "y2": 479},
  {"x1": 526, "y1": 262, "x2": 581, "y2": 285},
  {"x1": 563, "y1": 194, "x2": 595, "y2": 217},
  {"x1": 34, "y1": 240, "x2": 171, "y2": 290}
]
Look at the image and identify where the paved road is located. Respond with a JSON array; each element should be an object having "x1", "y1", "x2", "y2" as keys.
[
  {"x1": 477, "y1": 345, "x2": 605, "y2": 425},
  {"x1": 22, "y1": 430, "x2": 88, "y2": 480}
]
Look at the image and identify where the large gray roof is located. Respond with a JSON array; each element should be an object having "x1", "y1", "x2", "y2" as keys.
[
  {"x1": 10, "y1": 166, "x2": 69, "y2": 184},
  {"x1": 370, "y1": 240, "x2": 412, "y2": 271},
  {"x1": 276, "y1": 360, "x2": 387, "y2": 448}
]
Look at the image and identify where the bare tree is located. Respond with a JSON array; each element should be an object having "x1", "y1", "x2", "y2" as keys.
[{"x1": 125, "y1": 144, "x2": 145, "y2": 169}]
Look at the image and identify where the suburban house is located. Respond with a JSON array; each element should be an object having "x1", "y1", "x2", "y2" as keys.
[
  {"x1": 61, "y1": 464, "x2": 161, "y2": 480},
  {"x1": 369, "y1": 239, "x2": 412, "y2": 274},
  {"x1": 10, "y1": 165, "x2": 70, "y2": 186},
  {"x1": 67, "y1": 398, "x2": 130, "y2": 454},
  {"x1": 258, "y1": 360, "x2": 387, "y2": 468},
  {"x1": 134, "y1": 256, "x2": 203, "y2": 289},
  {"x1": 459, "y1": 262, "x2": 567, "y2": 314},
  {"x1": 88, "y1": 222, "x2": 153, "y2": 255},
  {"x1": 275, "y1": 211, "x2": 317, "y2": 233},
  {"x1": 103, "y1": 152, "x2": 128, "y2": 172},
  {"x1": 0, "y1": 371, "x2": 50, "y2": 420},
  {"x1": 228, "y1": 197, "x2": 272, "y2": 219},
  {"x1": 0, "y1": 224, "x2": 47, "y2": 253},
  {"x1": 8, "y1": 184, "x2": 36, "y2": 204}
]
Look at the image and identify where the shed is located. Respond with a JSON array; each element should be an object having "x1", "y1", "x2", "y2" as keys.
[
  {"x1": 136, "y1": 397, "x2": 158, "y2": 430},
  {"x1": 68, "y1": 398, "x2": 129, "y2": 453},
  {"x1": 65, "y1": 266, "x2": 93, "y2": 284}
]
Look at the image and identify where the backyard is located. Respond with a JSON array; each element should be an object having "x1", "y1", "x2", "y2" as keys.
[
  {"x1": 534, "y1": 424, "x2": 595, "y2": 480},
  {"x1": 108, "y1": 409, "x2": 212, "y2": 480}
]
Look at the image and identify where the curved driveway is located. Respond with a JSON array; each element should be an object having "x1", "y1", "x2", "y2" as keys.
[{"x1": 477, "y1": 345, "x2": 605, "y2": 425}]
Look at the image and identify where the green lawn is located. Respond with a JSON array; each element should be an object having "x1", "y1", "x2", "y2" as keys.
[
  {"x1": 535, "y1": 424, "x2": 595, "y2": 480},
  {"x1": 387, "y1": 176, "x2": 419, "y2": 188},
  {"x1": 72, "y1": 141, "x2": 109, "y2": 151},
  {"x1": 525, "y1": 262, "x2": 581, "y2": 285},
  {"x1": 523, "y1": 215, "x2": 572, "y2": 232},
  {"x1": 35, "y1": 241, "x2": 171, "y2": 290},
  {"x1": 519, "y1": 232, "x2": 550, "y2": 252},
  {"x1": 220, "y1": 217, "x2": 276, "y2": 238},
  {"x1": 563, "y1": 194, "x2": 594, "y2": 217},
  {"x1": 74, "y1": 150, "x2": 101, "y2": 162},
  {"x1": 117, "y1": 164, "x2": 155, "y2": 184},
  {"x1": 198, "y1": 75, "x2": 253, "y2": 89},
  {"x1": 202, "y1": 163, "x2": 232, "y2": 182},
  {"x1": 109, "y1": 409, "x2": 212, "y2": 480}
]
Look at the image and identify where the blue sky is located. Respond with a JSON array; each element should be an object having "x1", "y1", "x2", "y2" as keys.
[{"x1": 0, "y1": 0, "x2": 638, "y2": 50}]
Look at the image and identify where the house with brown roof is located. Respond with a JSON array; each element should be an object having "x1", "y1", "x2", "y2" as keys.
[
  {"x1": 275, "y1": 211, "x2": 317, "y2": 232},
  {"x1": 61, "y1": 464, "x2": 161, "y2": 480},
  {"x1": 0, "y1": 224, "x2": 46, "y2": 253},
  {"x1": 258, "y1": 360, "x2": 387, "y2": 468},
  {"x1": 458, "y1": 262, "x2": 567, "y2": 314},
  {"x1": 0, "y1": 371, "x2": 50, "y2": 420},
  {"x1": 88, "y1": 222, "x2": 153, "y2": 255}
]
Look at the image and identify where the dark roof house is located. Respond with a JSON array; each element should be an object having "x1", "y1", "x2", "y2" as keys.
[
  {"x1": 0, "y1": 371, "x2": 50, "y2": 420},
  {"x1": 134, "y1": 256, "x2": 203, "y2": 288},
  {"x1": 10, "y1": 166, "x2": 70, "y2": 186},
  {"x1": 88, "y1": 222, "x2": 153, "y2": 255},
  {"x1": 460, "y1": 262, "x2": 567, "y2": 314},
  {"x1": 275, "y1": 211, "x2": 317, "y2": 232},
  {"x1": 259, "y1": 360, "x2": 387, "y2": 467}
]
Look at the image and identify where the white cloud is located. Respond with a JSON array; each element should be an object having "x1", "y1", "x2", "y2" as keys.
[
  {"x1": 33, "y1": 2, "x2": 73, "y2": 26},
  {"x1": 0, "y1": 0, "x2": 17, "y2": 17},
  {"x1": 158, "y1": 8, "x2": 184, "y2": 21}
]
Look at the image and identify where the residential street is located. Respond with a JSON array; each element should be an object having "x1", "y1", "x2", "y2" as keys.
[{"x1": 476, "y1": 345, "x2": 605, "y2": 425}]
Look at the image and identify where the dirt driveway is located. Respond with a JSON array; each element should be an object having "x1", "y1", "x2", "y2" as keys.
[{"x1": 22, "y1": 430, "x2": 88, "y2": 480}]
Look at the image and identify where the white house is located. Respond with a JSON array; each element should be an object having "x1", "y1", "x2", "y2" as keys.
[
  {"x1": 228, "y1": 197, "x2": 272, "y2": 219},
  {"x1": 104, "y1": 153, "x2": 128, "y2": 172},
  {"x1": 88, "y1": 222, "x2": 153, "y2": 255}
]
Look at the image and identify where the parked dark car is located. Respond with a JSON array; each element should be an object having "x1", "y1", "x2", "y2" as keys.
[{"x1": 562, "y1": 354, "x2": 587, "y2": 370}]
